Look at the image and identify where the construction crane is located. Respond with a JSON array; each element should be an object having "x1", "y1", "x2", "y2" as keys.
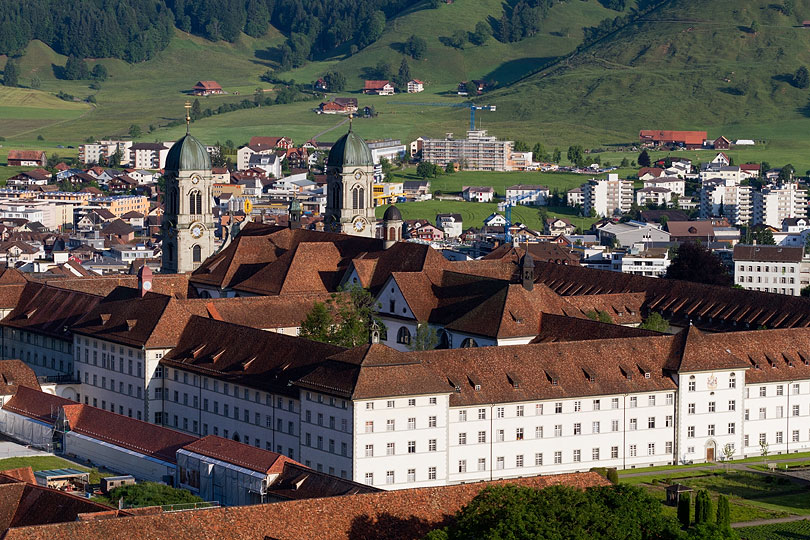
[
  {"x1": 498, "y1": 191, "x2": 539, "y2": 244},
  {"x1": 390, "y1": 101, "x2": 496, "y2": 130}
]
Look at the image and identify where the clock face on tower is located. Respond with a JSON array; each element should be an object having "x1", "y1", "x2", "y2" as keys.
[
  {"x1": 190, "y1": 223, "x2": 204, "y2": 239},
  {"x1": 191, "y1": 174, "x2": 201, "y2": 185},
  {"x1": 353, "y1": 217, "x2": 367, "y2": 232},
  {"x1": 354, "y1": 170, "x2": 362, "y2": 180}
]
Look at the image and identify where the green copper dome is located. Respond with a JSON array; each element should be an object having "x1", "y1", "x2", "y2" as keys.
[
  {"x1": 327, "y1": 129, "x2": 373, "y2": 168},
  {"x1": 165, "y1": 134, "x2": 212, "y2": 172}
]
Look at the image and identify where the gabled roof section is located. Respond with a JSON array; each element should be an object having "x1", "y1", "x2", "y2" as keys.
[
  {"x1": 667, "y1": 325, "x2": 749, "y2": 372},
  {"x1": 346, "y1": 242, "x2": 449, "y2": 293},
  {"x1": 181, "y1": 436, "x2": 298, "y2": 474},
  {"x1": 61, "y1": 403, "x2": 197, "y2": 464},
  {"x1": 0, "y1": 361, "x2": 40, "y2": 396},
  {"x1": 2, "y1": 282, "x2": 102, "y2": 340},
  {"x1": 2, "y1": 386, "x2": 72, "y2": 426}
]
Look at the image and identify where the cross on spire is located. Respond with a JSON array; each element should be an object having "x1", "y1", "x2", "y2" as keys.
[{"x1": 184, "y1": 101, "x2": 192, "y2": 135}]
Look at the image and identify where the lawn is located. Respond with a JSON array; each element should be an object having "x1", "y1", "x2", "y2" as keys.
[
  {"x1": 737, "y1": 520, "x2": 810, "y2": 539},
  {"x1": 630, "y1": 470, "x2": 810, "y2": 524},
  {"x1": 0, "y1": 455, "x2": 113, "y2": 484},
  {"x1": 375, "y1": 200, "x2": 597, "y2": 232},
  {"x1": 388, "y1": 168, "x2": 592, "y2": 197}
]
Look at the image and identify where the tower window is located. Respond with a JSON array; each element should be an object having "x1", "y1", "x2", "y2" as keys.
[
  {"x1": 192, "y1": 244, "x2": 201, "y2": 263},
  {"x1": 331, "y1": 185, "x2": 340, "y2": 208},
  {"x1": 189, "y1": 190, "x2": 202, "y2": 214},
  {"x1": 352, "y1": 186, "x2": 365, "y2": 210}
]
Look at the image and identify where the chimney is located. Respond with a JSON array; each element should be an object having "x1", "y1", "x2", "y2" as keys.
[{"x1": 137, "y1": 264, "x2": 153, "y2": 297}]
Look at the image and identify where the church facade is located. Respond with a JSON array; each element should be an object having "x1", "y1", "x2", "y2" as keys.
[{"x1": 324, "y1": 126, "x2": 377, "y2": 237}]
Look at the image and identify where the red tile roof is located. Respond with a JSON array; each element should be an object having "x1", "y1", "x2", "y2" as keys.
[
  {"x1": 6, "y1": 151, "x2": 45, "y2": 162},
  {"x1": 639, "y1": 130, "x2": 707, "y2": 145},
  {"x1": 181, "y1": 436, "x2": 298, "y2": 474},
  {"x1": 2, "y1": 472, "x2": 608, "y2": 540},
  {"x1": 364, "y1": 80, "x2": 391, "y2": 90},
  {"x1": 2, "y1": 386, "x2": 73, "y2": 425},
  {"x1": 0, "y1": 481, "x2": 112, "y2": 534},
  {"x1": 61, "y1": 403, "x2": 197, "y2": 464},
  {"x1": 2, "y1": 282, "x2": 102, "y2": 341},
  {"x1": 0, "y1": 361, "x2": 40, "y2": 396},
  {"x1": 193, "y1": 80, "x2": 221, "y2": 90}
]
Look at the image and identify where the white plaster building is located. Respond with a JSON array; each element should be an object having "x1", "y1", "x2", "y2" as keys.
[
  {"x1": 700, "y1": 180, "x2": 753, "y2": 225},
  {"x1": 642, "y1": 177, "x2": 685, "y2": 197},
  {"x1": 583, "y1": 174, "x2": 633, "y2": 218},
  {"x1": 753, "y1": 183, "x2": 808, "y2": 228},
  {"x1": 733, "y1": 244, "x2": 810, "y2": 296},
  {"x1": 506, "y1": 185, "x2": 550, "y2": 205}
]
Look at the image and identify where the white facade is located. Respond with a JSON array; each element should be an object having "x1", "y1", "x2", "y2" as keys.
[
  {"x1": 609, "y1": 249, "x2": 670, "y2": 277},
  {"x1": 700, "y1": 181, "x2": 752, "y2": 225},
  {"x1": 643, "y1": 177, "x2": 685, "y2": 197},
  {"x1": 583, "y1": 175, "x2": 633, "y2": 218},
  {"x1": 699, "y1": 165, "x2": 741, "y2": 185},
  {"x1": 567, "y1": 187, "x2": 584, "y2": 207},
  {"x1": 753, "y1": 183, "x2": 808, "y2": 228},
  {"x1": 3, "y1": 327, "x2": 73, "y2": 377},
  {"x1": 506, "y1": 185, "x2": 549, "y2": 205},
  {"x1": 734, "y1": 258, "x2": 808, "y2": 296},
  {"x1": 635, "y1": 187, "x2": 672, "y2": 207}
]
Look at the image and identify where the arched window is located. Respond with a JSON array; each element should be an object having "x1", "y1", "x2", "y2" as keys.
[
  {"x1": 192, "y1": 244, "x2": 202, "y2": 263},
  {"x1": 437, "y1": 330, "x2": 451, "y2": 349},
  {"x1": 171, "y1": 187, "x2": 179, "y2": 215},
  {"x1": 460, "y1": 337, "x2": 478, "y2": 348},
  {"x1": 165, "y1": 242, "x2": 174, "y2": 263},
  {"x1": 352, "y1": 186, "x2": 365, "y2": 210},
  {"x1": 331, "y1": 184, "x2": 340, "y2": 208},
  {"x1": 232, "y1": 433, "x2": 240, "y2": 442},
  {"x1": 388, "y1": 227, "x2": 396, "y2": 241},
  {"x1": 397, "y1": 326, "x2": 411, "y2": 345},
  {"x1": 189, "y1": 190, "x2": 202, "y2": 214}
]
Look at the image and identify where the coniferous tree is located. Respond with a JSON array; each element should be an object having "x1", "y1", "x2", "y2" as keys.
[
  {"x1": 716, "y1": 495, "x2": 730, "y2": 529},
  {"x1": 678, "y1": 493, "x2": 691, "y2": 528},
  {"x1": 694, "y1": 490, "x2": 711, "y2": 524},
  {"x1": 638, "y1": 149, "x2": 652, "y2": 167},
  {"x1": 394, "y1": 57, "x2": 411, "y2": 89},
  {"x1": 2, "y1": 58, "x2": 19, "y2": 87},
  {"x1": 63, "y1": 55, "x2": 89, "y2": 80}
]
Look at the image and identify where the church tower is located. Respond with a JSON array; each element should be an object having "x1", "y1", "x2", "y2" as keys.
[
  {"x1": 161, "y1": 103, "x2": 215, "y2": 273},
  {"x1": 324, "y1": 121, "x2": 376, "y2": 237}
]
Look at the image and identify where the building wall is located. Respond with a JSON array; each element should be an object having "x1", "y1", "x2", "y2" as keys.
[
  {"x1": 63, "y1": 431, "x2": 175, "y2": 482},
  {"x1": 734, "y1": 260, "x2": 804, "y2": 296},
  {"x1": 176, "y1": 450, "x2": 267, "y2": 506},
  {"x1": 2, "y1": 327, "x2": 73, "y2": 377}
]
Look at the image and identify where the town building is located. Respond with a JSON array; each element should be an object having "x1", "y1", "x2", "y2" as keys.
[
  {"x1": 642, "y1": 177, "x2": 685, "y2": 197},
  {"x1": 753, "y1": 183, "x2": 808, "y2": 228},
  {"x1": 323, "y1": 127, "x2": 377, "y2": 237},
  {"x1": 639, "y1": 130, "x2": 707, "y2": 149},
  {"x1": 6, "y1": 151, "x2": 46, "y2": 167},
  {"x1": 422, "y1": 130, "x2": 513, "y2": 172},
  {"x1": 363, "y1": 81, "x2": 395, "y2": 95},
  {"x1": 129, "y1": 143, "x2": 170, "y2": 170},
  {"x1": 635, "y1": 187, "x2": 672, "y2": 207},
  {"x1": 407, "y1": 79, "x2": 424, "y2": 93},
  {"x1": 462, "y1": 186, "x2": 494, "y2": 203},
  {"x1": 567, "y1": 187, "x2": 584, "y2": 207},
  {"x1": 506, "y1": 185, "x2": 549, "y2": 205},
  {"x1": 733, "y1": 245, "x2": 810, "y2": 296},
  {"x1": 583, "y1": 174, "x2": 633, "y2": 218},
  {"x1": 699, "y1": 180, "x2": 752, "y2": 225}
]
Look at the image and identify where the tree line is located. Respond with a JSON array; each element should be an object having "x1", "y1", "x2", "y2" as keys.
[{"x1": 0, "y1": 0, "x2": 426, "y2": 63}]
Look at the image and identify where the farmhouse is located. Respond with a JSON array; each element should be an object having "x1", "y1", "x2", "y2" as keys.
[
  {"x1": 639, "y1": 130, "x2": 707, "y2": 149},
  {"x1": 192, "y1": 80, "x2": 224, "y2": 96},
  {"x1": 363, "y1": 80, "x2": 395, "y2": 95},
  {"x1": 407, "y1": 79, "x2": 424, "y2": 93},
  {"x1": 6, "y1": 151, "x2": 46, "y2": 167}
]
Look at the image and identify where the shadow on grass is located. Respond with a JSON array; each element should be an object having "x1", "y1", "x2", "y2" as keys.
[{"x1": 482, "y1": 57, "x2": 559, "y2": 87}]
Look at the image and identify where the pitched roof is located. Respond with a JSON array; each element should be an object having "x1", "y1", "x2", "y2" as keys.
[
  {"x1": 2, "y1": 472, "x2": 608, "y2": 540},
  {"x1": 639, "y1": 130, "x2": 707, "y2": 145},
  {"x1": 100, "y1": 220, "x2": 134, "y2": 236},
  {"x1": 0, "y1": 361, "x2": 40, "y2": 396},
  {"x1": 733, "y1": 245, "x2": 803, "y2": 263},
  {"x1": 160, "y1": 316, "x2": 344, "y2": 397},
  {"x1": 180, "y1": 436, "x2": 298, "y2": 474},
  {"x1": 61, "y1": 403, "x2": 197, "y2": 463},
  {"x1": 637, "y1": 167, "x2": 664, "y2": 177},
  {"x1": 2, "y1": 282, "x2": 102, "y2": 341},
  {"x1": 665, "y1": 220, "x2": 714, "y2": 238},
  {"x1": 2, "y1": 386, "x2": 73, "y2": 425},
  {"x1": 265, "y1": 461, "x2": 378, "y2": 501},
  {"x1": 193, "y1": 80, "x2": 221, "y2": 90},
  {"x1": 364, "y1": 80, "x2": 391, "y2": 90},
  {"x1": 7, "y1": 151, "x2": 45, "y2": 161}
]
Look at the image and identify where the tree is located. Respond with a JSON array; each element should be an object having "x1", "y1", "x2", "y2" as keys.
[
  {"x1": 760, "y1": 439, "x2": 769, "y2": 464},
  {"x1": 716, "y1": 495, "x2": 730, "y2": 529},
  {"x1": 356, "y1": 11, "x2": 385, "y2": 49},
  {"x1": 444, "y1": 162, "x2": 455, "y2": 174},
  {"x1": 394, "y1": 57, "x2": 411, "y2": 89},
  {"x1": 795, "y1": 67, "x2": 810, "y2": 89},
  {"x1": 91, "y1": 64, "x2": 108, "y2": 81},
  {"x1": 99, "y1": 482, "x2": 203, "y2": 508},
  {"x1": 514, "y1": 140, "x2": 529, "y2": 152},
  {"x1": 374, "y1": 60, "x2": 392, "y2": 80},
  {"x1": 108, "y1": 148, "x2": 123, "y2": 168},
  {"x1": 300, "y1": 285, "x2": 383, "y2": 348},
  {"x1": 417, "y1": 161, "x2": 435, "y2": 178},
  {"x1": 532, "y1": 142, "x2": 546, "y2": 161},
  {"x1": 567, "y1": 145, "x2": 584, "y2": 167},
  {"x1": 30, "y1": 75, "x2": 40, "y2": 89},
  {"x1": 447, "y1": 29, "x2": 466, "y2": 49},
  {"x1": 638, "y1": 149, "x2": 651, "y2": 167},
  {"x1": 749, "y1": 20, "x2": 760, "y2": 34},
  {"x1": 409, "y1": 323, "x2": 438, "y2": 351},
  {"x1": 678, "y1": 493, "x2": 691, "y2": 528},
  {"x1": 552, "y1": 148, "x2": 561, "y2": 163},
  {"x1": 63, "y1": 55, "x2": 89, "y2": 80},
  {"x1": 606, "y1": 468, "x2": 618, "y2": 483},
  {"x1": 778, "y1": 163, "x2": 795, "y2": 182},
  {"x1": 586, "y1": 310, "x2": 613, "y2": 324},
  {"x1": 190, "y1": 99, "x2": 202, "y2": 121},
  {"x1": 404, "y1": 35, "x2": 427, "y2": 60},
  {"x1": 721, "y1": 443, "x2": 735, "y2": 471},
  {"x1": 3, "y1": 58, "x2": 19, "y2": 87},
  {"x1": 430, "y1": 484, "x2": 683, "y2": 540},
  {"x1": 694, "y1": 490, "x2": 711, "y2": 525},
  {"x1": 128, "y1": 124, "x2": 142, "y2": 138},
  {"x1": 379, "y1": 157, "x2": 393, "y2": 179},
  {"x1": 639, "y1": 312, "x2": 669, "y2": 332},
  {"x1": 470, "y1": 21, "x2": 492, "y2": 46},
  {"x1": 323, "y1": 71, "x2": 346, "y2": 92},
  {"x1": 665, "y1": 243, "x2": 733, "y2": 286}
]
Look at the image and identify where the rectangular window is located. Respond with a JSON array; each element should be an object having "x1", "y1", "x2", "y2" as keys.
[
  {"x1": 365, "y1": 473, "x2": 373, "y2": 486},
  {"x1": 430, "y1": 397, "x2": 437, "y2": 405},
  {"x1": 574, "y1": 401, "x2": 581, "y2": 412},
  {"x1": 408, "y1": 417, "x2": 416, "y2": 430},
  {"x1": 648, "y1": 443, "x2": 655, "y2": 456},
  {"x1": 535, "y1": 404, "x2": 542, "y2": 416},
  {"x1": 777, "y1": 385, "x2": 784, "y2": 396},
  {"x1": 629, "y1": 445, "x2": 637, "y2": 457},
  {"x1": 729, "y1": 400, "x2": 736, "y2": 412},
  {"x1": 629, "y1": 397, "x2": 637, "y2": 408},
  {"x1": 760, "y1": 386, "x2": 766, "y2": 397},
  {"x1": 573, "y1": 449, "x2": 581, "y2": 462},
  {"x1": 688, "y1": 380, "x2": 695, "y2": 392},
  {"x1": 516, "y1": 405, "x2": 524, "y2": 417},
  {"x1": 708, "y1": 402, "x2": 716, "y2": 413},
  {"x1": 648, "y1": 395, "x2": 656, "y2": 407},
  {"x1": 592, "y1": 448, "x2": 600, "y2": 461},
  {"x1": 759, "y1": 433, "x2": 766, "y2": 445},
  {"x1": 573, "y1": 423, "x2": 581, "y2": 435},
  {"x1": 428, "y1": 416, "x2": 436, "y2": 428},
  {"x1": 478, "y1": 408, "x2": 486, "y2": 420},
  {"x1": 776, "y1": 431, "x2": 784, "y2": 444},
  {"x1": 428, "y1": 439, "x2": 437, "y2": 452},
  {"x1": 535, "y1": 426, "x2": 543, "y2": 439},
  {"x1": 387, "y1": 400, "x2": 394, "y2": 408},
  {"x1": 794, "y1": 405, "x2": 801, "y2": 417},
  {"x1": 666, "y1": 394, "x2": 674, "y2": 405},
  {"x1": 365, "y1": 421, "x2": 373, "y2": 433},
  {"x1": 776, "y1": 406, "x2": 784, "y2": 418},
  {"x1": 366, "y1": 402, "x2": 374, "y2": 410},
  {"x1": 592, "y1": 421, "x2": 600, "y2": 434},
  {"x1": 554, "y1": 425, "x2": 562, "y2": 437},
  {"x1": 793, "y1": 430, "x2": 800, "y2": 442},
  {"x1": 611, "y1": 398, "x2": 619, "y2": 409},
  {"x1": 386, "y1": 442, "x2": 395, "y2": 456},
  {"x1": 516, "y1": 454, "x2": 524, "y2": 468},
  {"x1": 497, "y1": 429, "x2": 505, "y2": 442},
  {"x1": 478, "y1": 458, "x2": 486, "y2": 471},
  {"x1": 665, "y1": 415, "x2": 673, "y2": 427},
  {"x1": 365, "y1": 444, "x2": 373, "y2": 457},
  {"x1": 593, "y1": 399, "x2": 601, "y2": 411},
  {"x1": 687, "y1": 426, "x2": 695, "y2": 438},
  {"x1": 759, "y1": 408, "x2": 767, "y2": 420},
  {"x1": 458, "y1": 433, "x2": 467, "y2": 445},
  {"x1": 555, "y1": 402, "x2": 562, "y2": 414},
  {"x1": 458, "y1": 410, "x2": 467, "y2": 422},
  {"x1": 428, "y1": 467, "x2": 436, "y2": 480},
  {"x1": 708, "y1": 425, "x2": 715, "y2": 436},
  {"x1": 478, "y1": 431, "x2": 486, "y2": 443},
  {"x1": 496, "y1": 457, "x2": 505, "y2": 470},
  {"x1": 407, "y1": 441, "x2": 416, "y2": 454},
  {"x1": 611, "y1": 420, "x2": 619, "y2": 432},
  {"x1": 666, "y1": 441, "x2": 673, "y2": 454},
  {"x1": 497, "y1": 407, "x2": 505, "y2": 418},
  {"x1": 535, "y1": 453, "x2": 543, "y2": 466},
  {"x1": 516, "y1": 427, "x2": 524, "y2": 440},
  {"x1": 611, "y1": 446, "x2": 619, "y2": 459},
  {"x1": 648, "y1": 417, "x2": 656, "y2": 429},
  {"x1": 386, "y1": 471, "x2": 394, "y2": 485},
  {"x1": 408, "y1": 398, "x2": 416, "y2": 407},
  {"x1": 407, "y1": 469, "x2": 416, "y2": 482},
  {"x1": 728, "y1": 423, "x2": 735, "y2": 434},
  {"x1": 629, "y1": 418, "x2": 637, "y2": 431},
  {"x1": 554, "y1": 451, "x2": 562, "y2": 464},
  {"x1": 794, "y1": 383, "x2": 800, "y2": 395},
  {"x1": 688, "y1": 403, "x2": 695, "y2": 415},
  {"x1": 386, "y1": 419, "x2": 395, "y2": 431}
]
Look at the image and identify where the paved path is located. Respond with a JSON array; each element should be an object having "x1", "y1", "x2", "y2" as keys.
[
  {"x1": 732, "y1": 515, "x2": 810, "y2": 529},
  {"x1": 310, "y1": 117, "x2": 349, "y2": 141},
  {"x1": 620, "y1": 455, "x2": 810, "y2": 478},
  {"x1": 0, "y1": 440, "x2": 50, "y2": 459}
]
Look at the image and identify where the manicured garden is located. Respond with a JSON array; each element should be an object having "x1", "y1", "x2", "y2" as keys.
[
  {"x1": 0, "y1": 455, "x2": 113, "y2": 484},
  {"x1": 737, "y1": 520, "x2": 810, "y2": 539}
]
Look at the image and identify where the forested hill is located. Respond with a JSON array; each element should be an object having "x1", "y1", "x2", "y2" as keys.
[{"x1": 0, "y1": 0, "x2": 426, "y2": 62}]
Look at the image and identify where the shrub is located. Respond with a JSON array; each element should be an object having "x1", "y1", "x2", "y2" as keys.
[{"x1": 606, "y1": 468, "x2": 618, "y2": 484}]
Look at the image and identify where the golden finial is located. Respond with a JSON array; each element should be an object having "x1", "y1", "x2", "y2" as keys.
[
  {"x1": 348, "y1": 113, "x2": 353, "y2": 131},
  {"x1": 184, "y1": 101, "x2": 192, "y2": 135}
]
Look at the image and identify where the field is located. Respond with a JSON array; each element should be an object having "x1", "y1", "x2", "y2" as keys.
[
  {"x1": 388, "y1": 168, "x2": 594, "y2": 197},
  {"x1": 737, "y1": 520, "x2": 810, "y2": 539},
  {"x1": 627, "y1": 469, "x2": 810, "y2": 525}
]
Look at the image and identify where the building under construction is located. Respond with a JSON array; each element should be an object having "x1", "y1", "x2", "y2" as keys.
[{"x1": 421, "y1": 130, "x2": 514, "y2": 171}]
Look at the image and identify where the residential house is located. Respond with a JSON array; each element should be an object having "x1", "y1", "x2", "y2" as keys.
[
  {"x1": 753, "y1": 183, "x2": 808, "y2": 228},
  {"x1": 248, "y1": 153, "x2": 282, "y2": 179},
  {"x1": 642, "y1": 177, "x2": 685, "y2": 197},
  {"x1": 407, "y1": 79, "x2": 424, "y2": 93},
  {"x1": 6, "y1": 169, "x2": 51, "y2": 187},
  {"x1": 665, "y1": 220, "x2": 716, "y2": 243},
  {"x1": 506, "y1": 185, "x2": 549, "y2": 205},
  {"x1": 483, "y1": 213, "x2": 508, "y2": 227},
  {"x1": 596, "y1": 222, "x2": 670, "y2": 247},
  {"x1": 699, "y1": 179, "x2": 752, "y2": 225},
  {"x1": 713, "y1": 136, "x2": 731, "y2": 150},
  {"x1": 462, "y1": 186, "x2": 494, "y2": 203},
  {"x1": 129, "y1": 143, "x2": 170, "y2": 170},
  {"x1": 635, "y1": 187, "x2": 673, "y2": 207},
  {"x1": 544, "y1": 218, "x2": 576, "y2": 236},
  {"x1": 733, "y1": 245, "x2": 810, "y2": 296},
  {"x1": 637, "y1": 167, "x2": 664, "y2": 181},
  {"x1": 740, "y1": 163, "x2": 761, "y2": 180},
  {"x1": 192, "y1": 81, "x2": 224, "y2": 96},
  {"x1": 363, "y1": 80, "x2": 395, "y2": 95},
  {"x1": 250, "y1": 137, "x2": 294, "y2": 150},
  {"x1": 567, "y1": 186, "x2": 584, "y2": 207},
  {"x1": 639, "y1": 130, "x2": 707, "y2": 149},
  {"x1": 403, "y1": 180, "x2": 431, "y2": 201},
  {"x1": 436, "y1": 214, "x2": 463, "y2": 238}
]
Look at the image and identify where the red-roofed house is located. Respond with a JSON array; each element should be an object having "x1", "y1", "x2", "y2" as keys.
[
  {"x1": 637, "y1": 167, "x2": 664, "y2": 181},
  {"x1": 6, "y1": 151, "x2": 46, "y2": 167},
  {"x1": 249, "y1": 136, "x2": 293, "y2": 149},
  {"x1": 192, "y1": 80, "x2": 224, "y2": 96},
  {"x1": 363, "y1": 80, "x2": 395, "y2": 95},
  {"x1": 407, "y1": 79, "x2": 424, "y2": 93},
  {"x1": 740, "y1": 163, "x2": 761, "y2": 180}
]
